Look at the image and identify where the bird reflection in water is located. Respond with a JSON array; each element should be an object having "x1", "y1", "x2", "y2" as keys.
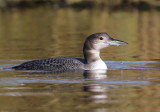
[{"x1": 83, "y1": 70, "x2": 110, "y2": 104}]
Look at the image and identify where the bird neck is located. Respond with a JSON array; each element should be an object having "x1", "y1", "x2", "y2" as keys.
[{"x1": 83, "y1": 49, "x2": 101, "y2": 64}]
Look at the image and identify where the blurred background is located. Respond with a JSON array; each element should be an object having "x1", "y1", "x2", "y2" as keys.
[
  {"x1": 0, "y1": 0, "x2": 160, "y2": 61},
  {"x1": 0, "y1": 1, "x2": 160, "y2": 112}
]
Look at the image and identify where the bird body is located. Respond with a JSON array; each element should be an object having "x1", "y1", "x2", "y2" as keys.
[
  {"x1": 12, "y1": 32, "x2": 128, "y2": 71},
  {"x1": 13, "y1": 57, "x2": 85, "y2": 71}
]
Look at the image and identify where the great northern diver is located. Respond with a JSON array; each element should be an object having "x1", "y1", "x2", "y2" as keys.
[{"x1": 12, "y1": 32, "x2": 128, "y2": 72}]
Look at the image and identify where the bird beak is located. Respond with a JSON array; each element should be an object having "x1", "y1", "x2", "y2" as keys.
[{"x1": 108, "y1": 38, "x2": 128, "y2": 46}]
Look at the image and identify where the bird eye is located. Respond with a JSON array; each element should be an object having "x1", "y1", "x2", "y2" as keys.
[{"x1": 100, "y1": 37, "x2": 103, "y2": 40}]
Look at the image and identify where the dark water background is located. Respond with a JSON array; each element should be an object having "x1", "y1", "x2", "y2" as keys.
[{"x1": 0, "y1": 3, "x2": 160, "y2": 112}]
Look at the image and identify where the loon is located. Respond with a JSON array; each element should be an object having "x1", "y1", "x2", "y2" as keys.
[{"x1": 12, "y1": 32, "x2": 128, "y2": 72}]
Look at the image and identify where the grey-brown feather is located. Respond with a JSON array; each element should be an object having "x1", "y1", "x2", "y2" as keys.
[{"x1": 12, "y1": 57, "x2": 85, "y2": 71}]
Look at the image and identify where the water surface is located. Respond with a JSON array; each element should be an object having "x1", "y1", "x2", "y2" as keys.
[{"x1": 0, "y1": 6, "x2": 160, "y2": 112}]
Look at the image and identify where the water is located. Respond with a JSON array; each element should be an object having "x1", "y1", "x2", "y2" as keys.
[{"x1": 0, "y1": 6, "x2": 160, "y2": 112}]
